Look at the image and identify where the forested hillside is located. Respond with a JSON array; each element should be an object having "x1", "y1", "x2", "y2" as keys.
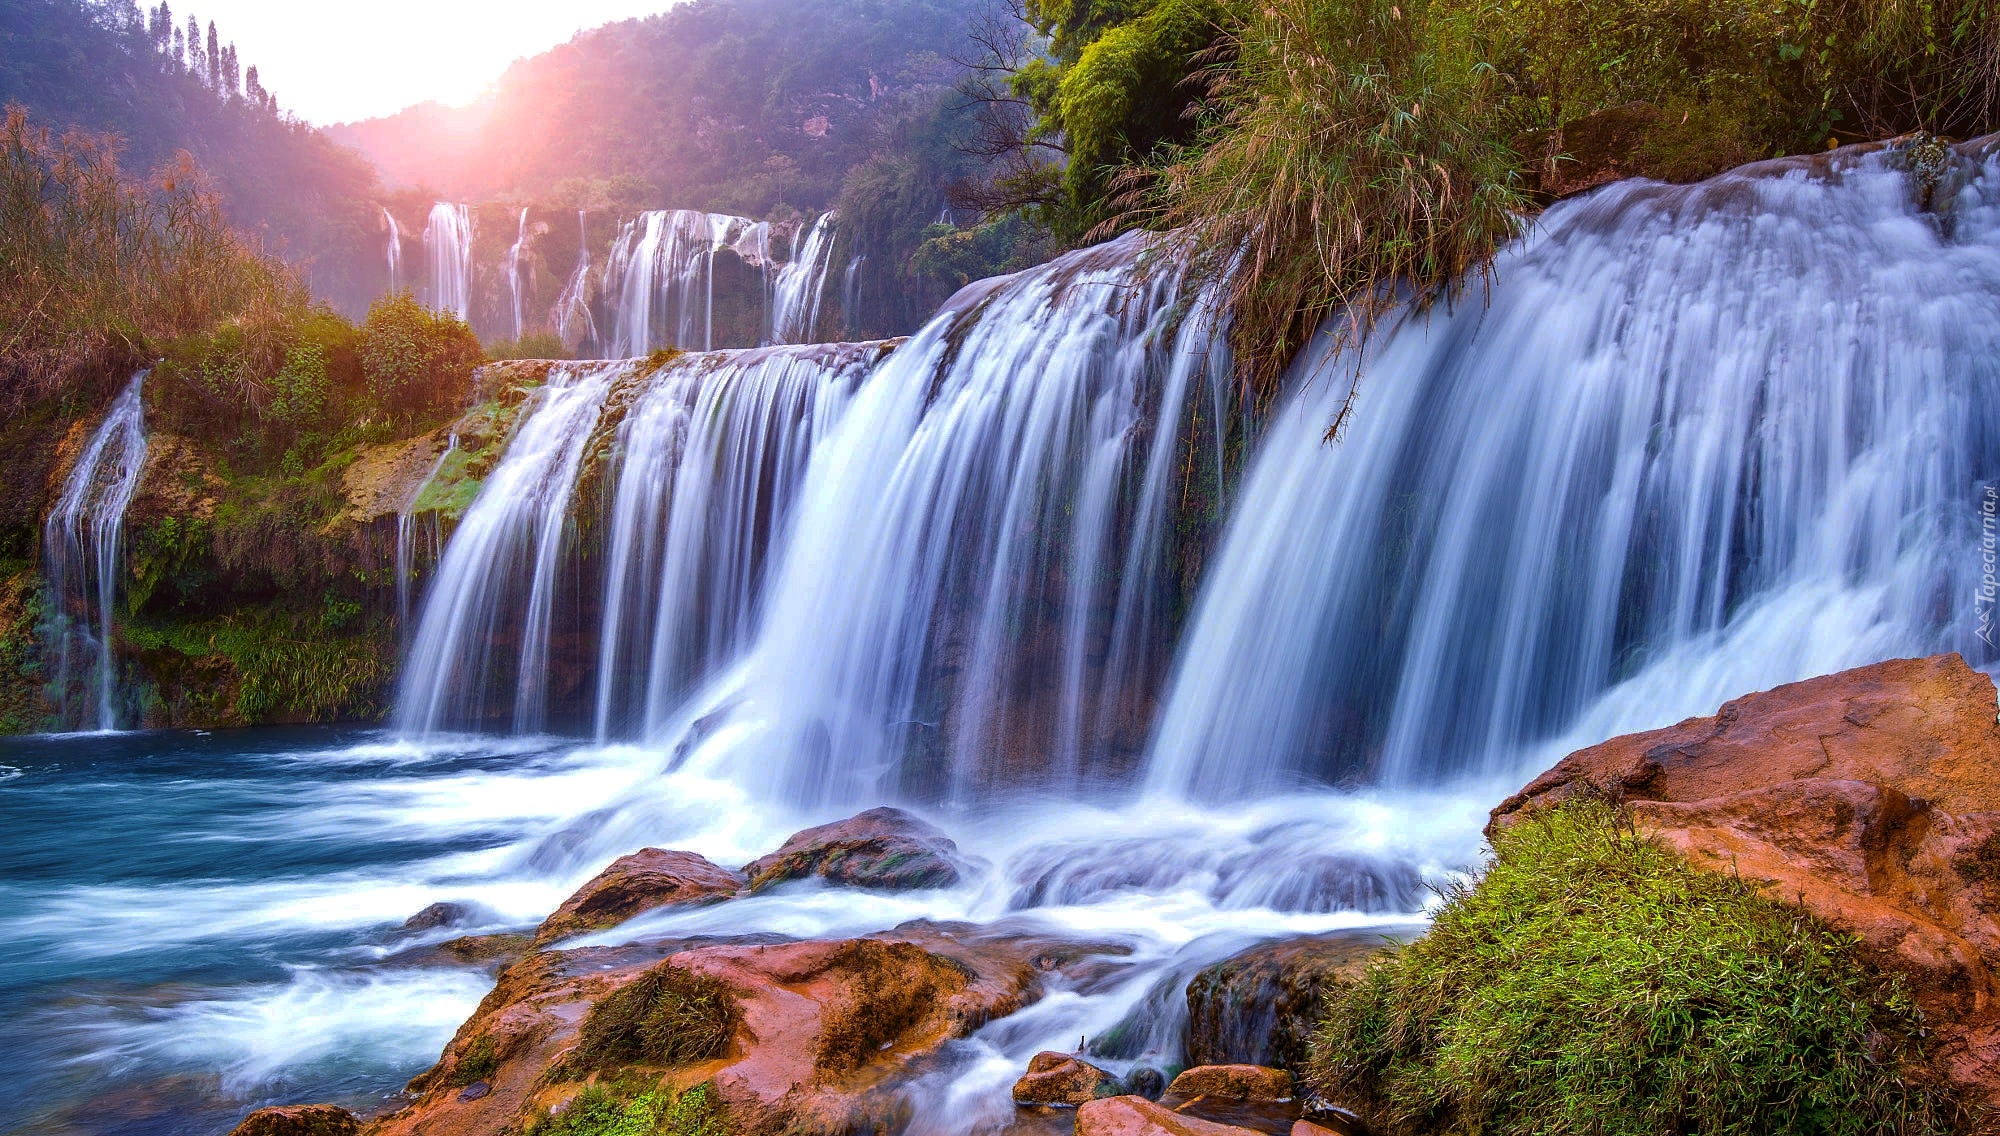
[{"x1": 0, "y1": 0, "x2": 382, "y2": 312}]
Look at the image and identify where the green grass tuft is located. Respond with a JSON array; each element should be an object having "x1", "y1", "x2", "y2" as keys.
[
  {"x1": 568, "y1": 963, "x2": 739, "y2": 1075},
  {"x1": 525, "y1": 1079, "x2": 731, "y2": 1136},
  {"x1": 1309, "y1": 800, "x2": 1961, "y2": 1136}
]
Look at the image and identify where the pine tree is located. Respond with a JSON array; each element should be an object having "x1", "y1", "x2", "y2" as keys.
[
  {"x1": 205, "y1": 22, "x2": 220, "y2": 90},
  {"x1": 148, "y1": 3, "x2": 172, "y2": 54},
  {"x1": 220, "y1": 43, "x2": 240, "y2": 97},
  {"x1": 245, "y1": 64, "x2": 265, "y2": 109},
  {"x1": 184, "y1": 13, "x2": 202, "y2": 78}
]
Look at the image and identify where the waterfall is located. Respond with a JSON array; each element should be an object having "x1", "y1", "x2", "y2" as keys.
[
  {"x1": 394, "y1": 365, "x2": 623, "y2": 736},
  {"x1": 769, "y1": 214, "x2": 837, "y2": 344},
  {"x1": 553, "y1": 211, "x2": 597, "y2": 354},
  {"x1": 382, "y1": 208, "x2": 403, "y2": 294},
  {"x1": 44, "y1": 372, "x2": 150, "y2": 732},
  {"x1": 651, "y1": 231, "x2": 1231, "y2": 805},
  {"x1": 592, "y1": 341, "x2": 891, "y2": 739},
  {"x1": 395, "y1": 436, "x2": 457, "y2": 653},
  {"x1": 841, "y1": 254, "x2": 866, "y2": 337},
  {"x1": 603, "y1": 211, "x2": 765, "y2": 355},
  {"x1": 1146, "y1": 142, "x2": 2000, "y2": 798},
  {"x1": 502, "y1": 208, "x2": 531, "y2": 341},
  {"x1": 422, "y1": 202, "x2": 473, "y2": 321}
]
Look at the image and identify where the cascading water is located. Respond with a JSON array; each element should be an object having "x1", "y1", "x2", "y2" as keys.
[
  {"x1": 502, "y1": 208, "x2": 531, "y2": 341},
  {"x1": 395, "y1": 436, "x2": 457, "y2": 652},
  {"x1": 768, "y1": 213, "x2": 837, "y2": 344},
  {"x1": 649, "y1": 231, "x2": 1233, "y2": 806},
  {"x1": 1147, "y1": 140, "x2": 2000, "y2": 799},
  {"x1": 603, "y1": 210, "x2": 759, "y2": 355},
  {"x1": 592, "y1": 342, "x2": 889, "y2": 739},
  {"x1": 842, "y1": 254, "x2": 866, "y2": 337},
  {"x1": 382, "y1": 207, "x2": 403, "y2": 294},
  {"x1": 553, "y1": 210, "x2": 597, "y2": 354},
  {"x1": 43, "y1": 372, "x2": 150, "y2": 732},
  {"x1": 422, "y1": 201, "x2": 473, "y2": 321},
  {"x1": 394, "y1": 365, "x2": 624, "y2": 736}
]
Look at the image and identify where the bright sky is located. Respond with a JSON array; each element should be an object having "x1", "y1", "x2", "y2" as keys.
[{"x1": 178, "y1": 0, "x2": 683, "y2": 125}]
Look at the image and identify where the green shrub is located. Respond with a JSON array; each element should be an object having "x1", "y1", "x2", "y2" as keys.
[
  {"x1": 359, "y1": 292, "x2": 483, "y2": 421},
  {"x1": 487, "y1": 332, "x2": 570, "y2": 361},
  {"x1": 567, "y1": 963, "x2": 740, "y2": 1074},
  {"x1": 525, "y1": 1080, "x2": 730, "y2": 1136},
  {"x1": 1309, "y1": 801, "x2": 1960, "y2": 1136},
  {"x1": 452, "y1": 1033, "x2": 498, "y2": 1087}
]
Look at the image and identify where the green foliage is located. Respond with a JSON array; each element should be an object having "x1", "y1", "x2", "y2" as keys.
[
  {"x1": 909, "y1": 214, "x2": 1053, "y2": 290},
  {"x1": 525, "y1": 1080, "x2": 731, "y2": 1136},
  {"x1": 124, "y1": 604, "x2": 391, "y2": 723},
  {"x1": 0, "y1": 558, "x2": 49, "y2": 734},
  {"x1": 487, "y1": 332, "x2": 569, "y2": 361},
  {"x1": 452, "y1": 1033, "x2": 498, "y2": 1087},
  {"x1": 568, "y1": 964, "x2": 740, "y2": 1074},
  {"x1": 1309, "y1": 801, "x2": 1961, "y2": 1136},
  {"x1": 359, "y1": 292, "x2": 483, "y2": 422},
  {"x1": 128, "y1": 515, "x2": 215, "y2": 611}
]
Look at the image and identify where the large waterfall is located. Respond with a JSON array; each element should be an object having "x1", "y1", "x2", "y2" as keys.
[
  {"x1": 603, "y1": 211, "x2": 755, "y2": 355},
  {"x1": 769, "y1": 213, "x2": 837, "y2": 344},
  {"x1": 382, "y1": 207, "x2": 403, "y2": 294},
  {"x1": 44, "y1": 372, "x2": 150, "y2": 732},
  {"x1": 502, "y1": 207, "x2": 531, "y2": 342},
  {"x1": 1148, "y1": 142, "x2": 2000, "y2": 797},
  {"x1": 423, "y1": 202, "x2": 473, "y2": 321}
]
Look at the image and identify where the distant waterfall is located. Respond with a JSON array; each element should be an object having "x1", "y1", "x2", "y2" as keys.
[
  {"x1": 592, "y1": 342, "x2": 889, "y2": 738},
  {"x1": 44, "y1": 372, "x2": 149, "y2": 732},
  {"x1": 769, "y1": 214, "x2": 837, "y2": 344},
  {"x1": 1146, "y1": 142, "x2": 2000, "y2": 797},
  {"x1": 553, "y1": 211, "x2": 597, "y2": 354},
  {"x1": 423, "y1": 202, "x2": 473, "y2": 321},
  {"x1": 502, "y1": 208, "x2": 531, "y2": 341},
  {"x1": 382, "y1": 208, "x2": 403, "y2": 294},
  {"x1": 395, "y1": 436, "x2": 456, "y2": 653},
  {"x1": 603, "y1": 211, "x2": 761, "y2": 355},
  {"x1": 394, "y1": 365, "x2": 624, "y2": 735},
  {"x1": 842, "y1": 255, "x2": 866, "y2": 337},
  {"x1": 653, "y1": 232, "x2": 1231, "y2": 804}
]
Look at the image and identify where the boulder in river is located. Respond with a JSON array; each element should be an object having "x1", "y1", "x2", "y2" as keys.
[
  {"x1": 1075, "y1": 1094, "x2": 1262, "y2": 1135},
  {"x1": 226, "y1": 1104, "x2": 360, "y2": 1136},
  {"x1": 1013, "y1": 1050, "x2": 1124, "y2": 1105},
  {"x1": 1185, "y1": 932, "x2": 1389, "y2": 1076},
  {"x1": 1491, "y1": 652, "x2": 2000, "y2": 1111},
  {"x1": 1166, "y1": 1064, "x2": 1294, "y2": 1103},
  {"x1": 743, "y1": 806, "x2": 967, "y2": 891},
  {"x1": 533, "y1": 847, "x2": 743, "y2": 945}
]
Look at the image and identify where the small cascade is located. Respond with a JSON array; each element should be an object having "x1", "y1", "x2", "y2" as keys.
[
  {"x1": 768, "y1": 213, "x2": 837, "y2": 344},
  {"x1": 1147, "y1": 143, "x2": 2000, "y2": 798},
  {"x1": 592, "y1": 342, "x2": 889, "y2": 739},
  {"x1": 381, "y1": 208, "x2": 403, "y2": 294},
  {"x1": 395, "y1": 436, "x2": 457, "y2": 652},
  {"x1": 44, "y1": 372, "x2": 150, "y2": 732},
  {"x1": 841, "y1": 255, "x2": 866, "y2": 337},
  {"x1": 653, "y1": 232, "x2": 1231, "y2": 806},
  {"x1": 553, "y1": 211, "x2": 596, "y2": 354},
  {"x1": 422, "y1": 202, "x2": 473, "y2": 321},
  {"x1": 502, "y1": 208, "x2": 531, "y2": 341},
  {"x1": 603, "y1": 210, "x2": 759, "y2": 355},
  {"x1": 394, "y1": 365, "x2": 624, "y2": 736}
]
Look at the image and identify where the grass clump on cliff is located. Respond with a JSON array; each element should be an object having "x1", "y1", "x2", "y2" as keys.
[
  {"x1": 569, "y1": 963, "x2": 740, "y2": 1073},
  {"x1": 1309, "y1": 800, "x2": 1960, "y2": 1136},
  {"x1": 525, "y1": 1079, "x2": 731, "y2": 1136}
]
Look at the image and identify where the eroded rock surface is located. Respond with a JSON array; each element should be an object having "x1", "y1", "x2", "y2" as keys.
[
  {"x1": 533, "y1": 848, "x2": 743, "y2": 945},
  {"x1": 1076, "y1": 1095, "x2": 1262, "y2": 1136},
  {"x1": 1013, "y1": 1050, "x2": 1124, "y2": 1106},
  {"x1": 744, "y1": 806, "x2": 968, "y2": 891},
  {"x1": 227, "y1": 1103, "x2": 360, "y2": 1136},
  {"x1": 1186, "y1": 933, "x2": 1390, "y2": 1076},
  {"x1": 1492, "y1": 652, "x2": 2000, "y2": 1108},
  {"x1": 1166, "y1": 1065, "x2": 1294, "y2": 1103}
]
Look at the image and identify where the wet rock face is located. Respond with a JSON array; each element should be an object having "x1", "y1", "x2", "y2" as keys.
[
  {"x1": 743, "y1": 806, "x2": 967, "y2": 891},
  {"x1": 533, "y1": 848, "x2": 744, "y2": 945},
  {"x1": 1167, "y1": 1065, "x2": 1294, "y2": 1103},
  {"x1": 1492, "y1": 653, "x2": 2000, "y2": 1110},
  {"x1": 1014, "y1": 1050, "x2": 1125, "y2": 1106},
  {"x1": 226, "y1": 1103, "x2": 360, "y2": 1136},
  {"x1": 1185, "y1": 932, "x2": 1389, "y2": 1075}
]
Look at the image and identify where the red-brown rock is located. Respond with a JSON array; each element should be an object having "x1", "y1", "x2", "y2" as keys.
[
  {"x1": 743, "y1": 806, "x2": 967, "y2": 892},
  {"x1": 1491, "y1": 653, "x2": 2000, "y2": 1109},
  {"x1": 226, "y1": 1103, "x2": 359, "y2": 1136},
  {"x1": 1013, "y1": 1050, "x2": 1124, "y2": 1105},
  {"x1": 532, "y1": 848, "x2": 742, "y2": 945},
  {"x1": 1165, "y1": 1064, "x2": 1294, "y2": 1103},
  {"x1": 1075, "y1": 1095, "x2": 1261, "y2": 1136}
]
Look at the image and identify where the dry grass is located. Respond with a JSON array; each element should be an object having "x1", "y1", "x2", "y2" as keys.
[{"x1": 570, "y1": 963, "x2": 741, "y2": 1074}]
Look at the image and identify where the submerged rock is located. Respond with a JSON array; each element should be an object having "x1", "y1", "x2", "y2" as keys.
[
  {"x1": 1013, "y1": 1050, "x2": 1124, "y2": 1106},
  {"x1": 226, "y1": 1103, "x2": 359, "y2": 1136},
  {"x1": 1075, "y1": 1095, "x2": 1262, "y2": 1135},
  {"x1": 1492, "y1": 652, "x2": 2000, "y2": 1110},
  {"x1": 1185, "y1": 932, "x2": 1389, "y2": 1076},
  {"x1": 1166, "y1": 1065, "x2": 1294, "y2": 1103},
  {"x1": 743, "y1": 806, "x2": 967, "y2": 891},
  {"x1": 533, "y1": 847, "x2": 743, "y2": 945},
  {"x1": 402, "y1": 901, "x2": 474, "y2": 932}
]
